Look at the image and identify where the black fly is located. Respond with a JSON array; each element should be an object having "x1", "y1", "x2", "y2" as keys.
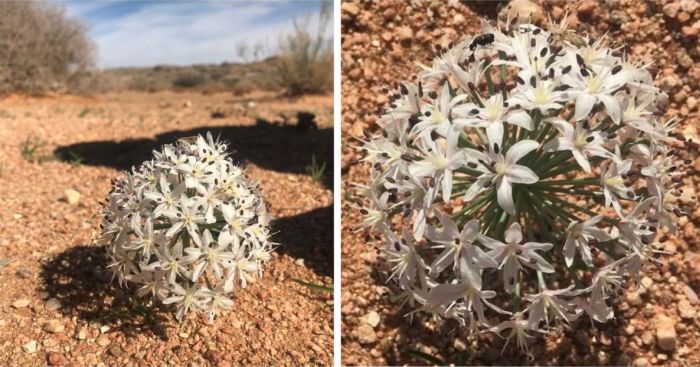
[{"x1": 469, "y1": 33, "x2": 494, "y2": 51}]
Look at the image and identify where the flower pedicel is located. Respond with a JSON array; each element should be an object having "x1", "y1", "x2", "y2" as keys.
[
  {"x1": 100, "y1": 133, "x2": 273, "y2": 321},
  {"x1": 358, "y1": 18, "x2": 690, "y2": 351}
]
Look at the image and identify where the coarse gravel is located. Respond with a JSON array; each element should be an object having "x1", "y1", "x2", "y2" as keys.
[
  {"x1": 341, "y1": 0, "x2": 699, "y2": 365},
  {"x1": 0, "y1": 90, "x2": 333, "y2": 366}
]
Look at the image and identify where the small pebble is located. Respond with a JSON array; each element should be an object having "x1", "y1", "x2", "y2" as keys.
[
  {"x1": 22, "y1": 340, "x2": 37, "y2": 353},
  {"x1": 63, "y1": 189, "x2": 81, "y2": 205},
  {"x1": 96, "y1": 335, "x2": 111, "y2": 347},
  {"x1": 47, "y1": 351, "x2": 63, "y2": 366},
  {"x1": 44, "y1": 319, "x2": 65, "y2": 334},
  {"x1": 12, "y1": 299, "x2": 30, "y2": 308},
  {"x1": 363, "y1": 311, "x2": 380, "y2": 327},
  {"x1": 655, "y1": 315, "x2": 677, "y2": 351},
  {"x1": 678, "y1": 299, "x2": 696, "y2": 319},
  {"x1": 356, "y1": 324, "x2": 376, "y2": 345},
  {"x1": 45, "y1": 298, "x2": 61, "y2": 312}
]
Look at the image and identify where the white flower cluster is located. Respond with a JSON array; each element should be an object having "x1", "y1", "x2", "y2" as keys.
[
  {"x1": 358, "y1": 19, "x2": 689, "y2": 350},
  {"x1": 100, "y1": 133, "x2": 273, "y2": 321}
]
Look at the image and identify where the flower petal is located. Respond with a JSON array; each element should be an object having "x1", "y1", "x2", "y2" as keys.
[
  {"x1": 460, "y1": 219, "x2": 480, "y2": 242},
  {"x1": 505, "y1": 222, "x2": 523, "y2": 244},
  {"x1": 564, "y1": 236, "x2": 576, "y2": 267},
  {"x1": 543, "y1": 137, "x2": 573, "y2": 152},
  {"x1": 571, "y1": 149, "x2": 592, "y2": 173},
  {"x1": 506, "y1": 110, "x2": 533, "y2": 130},
  {"x1": 598, "y1": 94, "x2": 621, "y2": 124},
  {"x1": 486, "y1": 122, "x2": 505, "y2": 147},
  {"x1": 506, "y1": 165, "x2": 539, "y2": 184},
  {"x1": 497, "y1": 178, "x2": 516, "y2": 215},
  {"x1": 574, "y1": 92, "x2": 596, "y2": 121},
  {"x1": 505, "y1": 140, "x2": 539, "y2": 164}
]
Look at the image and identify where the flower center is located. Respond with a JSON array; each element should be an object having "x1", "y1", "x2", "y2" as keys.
[
  {"x1": 604, "y1": 175, "x2": 624, "y2": 189},
  {"x1": 494, "y1": 162, "x2": 508, "y2": 176},
  {"x1": 430, "y1": 154, "x2": 449, "y2": 170},
  {"x1": 584, "y1": 75, "x2": 601, "y2": 93},
  {"x1": 430, "y1": 109, "x2": 446, "y2": 124},
  {"x1": 574, "y1": 133, "x2": 589, "y2": 149},
  {"x1": 485, "y1": 102, "x2": 503, "y2": 121},
  {"x1": 533, "y1": 87, "x2": 550, "y2": 105}
]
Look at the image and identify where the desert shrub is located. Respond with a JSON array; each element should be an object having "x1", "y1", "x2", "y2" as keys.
[
  {"x1": 0, "y1": 1, "x2": 95, "y2": 94},
  {"x1": 231, "y1": 80, "x2": 255, "y2": 96},
  {"x1": 172, "y1": 72, "x2": 206, "y2": 88},
  {"x1": 128, "y1": 76, "x2": 154, "y2": 92},
  {"x1": 273, "y1": 2, "x2": 332, "y2": 96}
]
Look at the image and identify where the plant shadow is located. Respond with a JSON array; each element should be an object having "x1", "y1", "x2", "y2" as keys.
[
  {"x1": 38, "y1": 204, "x2": 333, "y2": 339},
  {"x1": 461, "y1": 0, "x2": 508, "y2": 20},
  {"x1": 272, "y1": 205, "x2": 334, "y2": 278},
  {"x1": 39, "y1": 245, "x2": 172, "y2": 340},
  {"x1": 53, "y1": 117, "x2": 333, "y2": 189},
  {"x1": 368, "y1": 267, "x2": 631, "y2": 366}
]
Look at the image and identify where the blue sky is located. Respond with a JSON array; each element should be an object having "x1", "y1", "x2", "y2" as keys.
[{"x1": 55, "y1": 0, "x2": 331, "y2": 68}]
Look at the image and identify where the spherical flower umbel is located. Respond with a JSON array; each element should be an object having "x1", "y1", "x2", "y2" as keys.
[
  {"x1": 100, "y1": 133, "x2": 273, "y2": 321},
  {"x1": 358, "y1": 18, "x2": 690, "y2": 351}
]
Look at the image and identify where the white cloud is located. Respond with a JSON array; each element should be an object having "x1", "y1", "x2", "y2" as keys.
[{"x1": 58, "y1": 0, "x2": 331, "y2": 68}]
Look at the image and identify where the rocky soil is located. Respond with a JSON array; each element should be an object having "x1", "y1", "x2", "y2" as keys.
[
  {"x1": 0, "y1": 90, "x2": 333, "y2": 366},
  {"x1": 341, "y1": 0, "x2": 700, "y2": 365}
]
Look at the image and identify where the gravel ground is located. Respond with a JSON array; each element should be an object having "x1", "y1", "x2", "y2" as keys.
[
  {"x1": 0, "y1": 90, "x2": 333, "y2": 366},
  {"x1": 341, "y1": 0, "x2": 699, "y2": 365}
]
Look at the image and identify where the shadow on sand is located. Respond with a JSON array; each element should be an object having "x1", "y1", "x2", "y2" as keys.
[
  {"x1": 39, "y1": 245, "x2": 172, "y2": 340},
  {"x1": 53, "y1": 118, "x2": 333, "y2": 189},
  {"x1": 272, "y1": 205, "x2": 333, "y2": 278},
  {"x1": 368, "y1": 267, "x2": 631, "y2": 366},
  {"x1": 39, "y1": 203, "x2": 333, "y2": 337}
]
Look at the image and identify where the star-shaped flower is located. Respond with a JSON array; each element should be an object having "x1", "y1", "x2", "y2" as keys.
[
  {"x1": 479, "y1": 222, "x2": 554, "y2": 292},
  {"x1": 463, "y1": 140, "x2": 540, "y2": 215}
]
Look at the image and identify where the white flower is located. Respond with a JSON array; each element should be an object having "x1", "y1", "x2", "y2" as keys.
[
  {"x1": 426, "y1": 257, "x2": 502, "y2": 322},
  {"x1": 199, "y1": 284, "x2": 234, "y2": 322},
  {"x1": 425, "y1": 213, "x2": 496, "y2": 275},
  {"x1": 125, "y1": 217, "x2": 162, "y2": 260},
  {"x1": 543, "y1": 119, "x2": 615, "y2": 173},
  {"x1": 384, "y1": 229, "x2": 428, "y2": 289},
  {"x1": 163, "y1": 283, "x2": 208, "y2": 321},
  {"x1": 453, "y1": 93, "x2": 533, "y2": 144},
  {"x1": 490, "y1": 312, "x2": 546, "y2": 352},
  {"x1": 508, "y1": 79, "x2": 567, "y2": 113},
  {"x1": 480, "y1": 222, "x2": 554, "y2": 292},
  {"x1": 184, "y1": 229, "x2": 235, "y2": 281},
  {"x1": 464, "y1": 140, "x2": 540, "y2": 215},
  {"x1": 409, "y1": 130, "x2": 466, "y2": 202},
  {"x1": 411, "y1": 82, "x2": 466, "y2": 138},
  {"x1": 600, "y1": 157, "x2": 635, "y2": 216},
  {"x1": 525, "y1": 285, "x2": 580, "y2": 326},
  {"x1": 563, "y1": 215, "x2": 612, "y2": 267},
  {"x1": 618, "y1": 197, "x2": 657, "y2": 252},
  {"x1": 100, "y1": 133, "x2": 272, "y2": 321},
  {"x1": 360, "y1": 20, "x2": 682, "y2": 351},
  {"x1": 144, "y1": 175, "x2": 186, "y2": 218},
  {"x1": 562, "y1": 63, "x2": 627, "y2": 124},
  {"x1": 163, "y1": 195, "x2": 206, "y2": 244}
]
